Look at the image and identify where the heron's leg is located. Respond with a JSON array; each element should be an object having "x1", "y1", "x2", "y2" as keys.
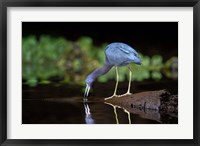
[
  {"x1": 104, "y1": 67, "x2": 119, "y2": 100},
  {"x1": 127, "y1": 67, "x2": 132, "y2": 94},
  {"x1": 113, "y1": 66, "x2": 119, "y2": 96},
  {"x1": 119, "y1": 66, "x2": 132, "y2": 97}
]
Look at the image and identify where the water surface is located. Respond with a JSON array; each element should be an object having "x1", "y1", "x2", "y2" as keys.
[{"x1": 22, "y1": 80, "x2": 178, "y2": 124}]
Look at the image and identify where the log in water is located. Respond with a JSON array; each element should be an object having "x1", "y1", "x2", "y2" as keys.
[{"x1": 105, "y1": 90, "x2": 178, "y2": 123}]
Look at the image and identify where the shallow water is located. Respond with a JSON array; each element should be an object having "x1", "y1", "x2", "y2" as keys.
[
  {"x1": 23, "y1": 97, "x2": 163, "y2": 124},
  {"x1": 22, "y1": 81, "x2": 178, "y2": 124}
]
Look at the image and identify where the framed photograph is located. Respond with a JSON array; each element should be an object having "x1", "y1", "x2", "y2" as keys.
[{"x1": 0, "y1": 0, "x2": 199, "y2": 145}]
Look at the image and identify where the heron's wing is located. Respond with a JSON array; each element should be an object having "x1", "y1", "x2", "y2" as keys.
[
  {"x1": 117, "y1": 45, "x2": 131, "y2": 54},
  {"x1": 105, "y1": 43, "x2": 133, "y2": 54}
]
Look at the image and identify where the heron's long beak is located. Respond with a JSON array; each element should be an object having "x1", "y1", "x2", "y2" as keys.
[{"x1": 84, "y1": 84, "x2": 90, "y2": 101}]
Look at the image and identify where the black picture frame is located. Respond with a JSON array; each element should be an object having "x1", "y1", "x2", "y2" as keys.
[{"x1": 0, "y1": 0, "x2": 199, "y2": 145}]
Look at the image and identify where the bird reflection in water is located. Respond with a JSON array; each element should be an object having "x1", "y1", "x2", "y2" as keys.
[
  {"x1": 124, "y1": 109, "x2": 131, "y2": 124},
  {"x1": 83, "y1": 101, "x2": 132, "y2": 124},
  {"x1": 105, "y1": 102, "x2": 132, "y2": 124},
  {"x1": 83, "y1": 102, "x2": 95, "y2": 124}
]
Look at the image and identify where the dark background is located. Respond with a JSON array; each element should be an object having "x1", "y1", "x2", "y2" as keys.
[{"x1": 22, "y1": 22, "x2": 178, "y2": 61}]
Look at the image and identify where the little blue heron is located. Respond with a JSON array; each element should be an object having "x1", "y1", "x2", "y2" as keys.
[{"x1": 84, "y1": 42, "x2": 141, "y2": 101}]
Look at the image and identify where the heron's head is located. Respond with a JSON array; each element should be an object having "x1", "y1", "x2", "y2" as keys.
[{"x1": 84, "y1": 75, "x2": 95, "y2": 100}]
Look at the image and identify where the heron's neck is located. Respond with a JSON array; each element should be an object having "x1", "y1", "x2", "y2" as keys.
[{"x1": 89, "y1": 64, "x2": 113, "y2": 80}]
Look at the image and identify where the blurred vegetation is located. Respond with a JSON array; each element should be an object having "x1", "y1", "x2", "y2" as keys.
[{"x1": 22, "y1": 35, "x2": 178, "y2": 86}]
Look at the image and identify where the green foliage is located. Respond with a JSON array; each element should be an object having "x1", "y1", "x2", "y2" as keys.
[
  {"x1": 152, "y1": 71, "x2": 162, "y2": 80},
  {"x1": 22, "y1": 35, "x2": 68, "y2": 85},
  {"x1": 22, "y1": 35, "x2": 177, "y2": 86}
]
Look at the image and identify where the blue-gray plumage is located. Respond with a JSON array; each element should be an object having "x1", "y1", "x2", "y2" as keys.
[
  {"x1": 105, "y1": 43, "x2": 141, "y2": 66},
  {"x1": 84, "y1": 42, "x2": 142, "y2": 101}
]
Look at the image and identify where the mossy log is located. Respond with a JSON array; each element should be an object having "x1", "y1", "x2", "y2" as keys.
[{"x1": 105, "y1": 89, "x2": 178, "y2": 123}]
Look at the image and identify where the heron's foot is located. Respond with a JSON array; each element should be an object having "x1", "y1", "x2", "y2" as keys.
[
  {"x1": 119, "y1": 92, "x2": 132, "y2": 97},
  {"x1": 104, "y1": 95, "x2": 118, "y2": 100}
]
